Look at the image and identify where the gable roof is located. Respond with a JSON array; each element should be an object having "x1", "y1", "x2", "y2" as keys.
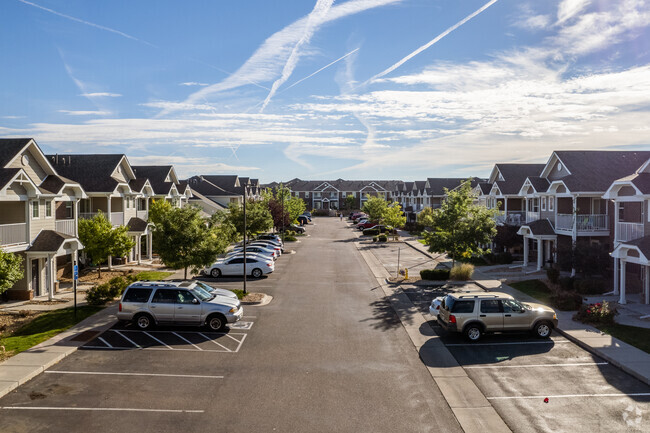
[
  {"x1": 186, "y1": 175, "x2": 240, "y2": 197},
  {"x1": 425, "y1": 178, "x2": 482, "y2": 196},
  {"x1": 0, "y1": 138, "x2": 33, "y2": 167},
  {"x1": 47, "y1": 154, "x2": 126, "y2": 193},
  {"x1": 491, "y1": 164, "x2": 545, "y2": 195},
  {"x1": 132, "y1": 165, "x2": 177, "y2": 196}
]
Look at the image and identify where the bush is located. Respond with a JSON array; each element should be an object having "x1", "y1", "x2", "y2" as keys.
[
  {"x1": 85, "y1": 283, "x2": 115, "y2": 306},
  {"x1": 450, "y1": 263, "x2": 474, "y2": 281},
  {"x1": 419, "y1": 269, "x2": 450, "y2": 280},
  {"x1": 574, "y1": 301, "x2": 617, "y2": 325},
  {"x1": 372, "y1": 236, "x2": 378, "y2": 242},
  {"x1": 311, "y1": 209, "x2": 329, "y2": 216},
  {"x1": 484, "y1": 252, "x2": 513, "y2": 265},
  {"x1": 558, "y1": 276, "x2": 576, "y2": 291},
  {"x1": 125, "y1": 274, "x2": 138, "y2": 284},
  {"x1": 546, "y1": 268, "x2": 560, "y2": 284},
  {"x1": 575, "y1": 279, "x2": 608, "y2": 295},
  {"x1": 378, "y1": 234, "x2": 388, "y2": 242},
  {"x1": 549, "y1": 291, "x2": 582, "y2": 311},
  {"x1": 284, "y1": 234, "x2": 297, "y2": 242},
  {"x1": 364, "y1": 228, "x2": 380, "y2": 236},
  {"x1": 108, "y1": 276, "x2": 128, "y2": 296}
]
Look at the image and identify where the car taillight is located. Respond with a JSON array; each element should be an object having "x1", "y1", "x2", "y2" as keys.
[
  {"x1": 436, "y1": 305, "x2": 440, "y2": 310},
  {"x1": 119, "y1": 302, "x2": 122, "y2": 312},
  {"x1": 267, "y1": 263, "x2": 272, "y2": 267},
  {"x1": 449, "y1": 314, "x2": 456, "y2": 323}
]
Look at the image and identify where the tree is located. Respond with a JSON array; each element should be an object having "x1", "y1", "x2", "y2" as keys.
[
  {"x1": 382, "y1": 202, "x2": 407, "y2": 240},
  {"x1": 155, "y1": 205, "x2": 236, "y2": 279},
  {"x1": 344, "y1": 194, "x2": 356, "y2": 211},
  {"x1": 0, "y1": 249, "x2": 23, "y2": 295},
  {"x1": 78, "y1": 212, "x2": 135, "y2": 277},
  {"x1": 420, "y1": 180, "x2": 498, "y2": 266},
  {"x1": 362, "y1": 195, "x2": 389, "y2": 222},
  {"x1": 148, "y1": 199, "x2": 174, "y2": 252},
  {"x1": 221, "y1": 200, "x2": 273, "y2": 240},
  {"x1": 263, "y1": 184, "x2": 305, "y2": 230}
]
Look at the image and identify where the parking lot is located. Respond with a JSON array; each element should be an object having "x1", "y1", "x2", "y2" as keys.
[{"x1": 388, "y1": 268, "x2": 650, "y2": 432}]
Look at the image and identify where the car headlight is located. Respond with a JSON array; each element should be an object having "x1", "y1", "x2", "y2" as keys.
[
  {"x1": 229, "y1": 307, "x2": 238, "y2": 313},
  {"x1": 553, "y1": 313, "x2": 557, "y2": 320}
]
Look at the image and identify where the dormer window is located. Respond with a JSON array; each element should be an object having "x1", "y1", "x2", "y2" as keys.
[
  {"x1": 21, "y1": 154, "x2": 30, "y2": 166},
  {"x1": 557, "y1": 163, "x2": 563, "y2": 172}
]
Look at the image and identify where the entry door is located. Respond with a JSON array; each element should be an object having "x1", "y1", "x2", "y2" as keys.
[
  {"x1": 31, "y1": 259, "x2": 40, "y2": 296},
  {"x1": 174, "y1": 290, "x2": 202, "y2": 324},
  {"x1": 479, "y1": 300, "x2": 503, "y2": 331}
]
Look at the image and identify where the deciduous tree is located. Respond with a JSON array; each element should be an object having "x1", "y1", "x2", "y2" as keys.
[
  {"x1": 382, "y1": 202, "x2": 407, "y2": 240},
  {"x1": 78, "y1": 212, "x2": 135, "y2": 277},
  {"x1": 0, "y1": 249, "x2": 23, "y2": 294},
  {"x1": 362, "y1": 195, "x2": 388, "y2": 223},
  {"x1": 222, "y1": 200, "x2": 273, "y2": 240}
]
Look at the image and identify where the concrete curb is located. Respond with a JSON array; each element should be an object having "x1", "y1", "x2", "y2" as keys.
[{"x1": 241, "y1": 294, "x2": 273, "y2": 306}]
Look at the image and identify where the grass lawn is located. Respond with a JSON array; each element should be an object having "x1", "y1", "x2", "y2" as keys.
[
  {"x1": 0, "y1": 306, "x2": 104, "y2": 357},
  {"x1": 229, "y1": 289, "x2": 245, "y2": 299},
  {"x1": 510, "y1": 279, "x2": 553, "y2": 305},
  {"x1": 418, "y1": 239, "x2": 427, "y2": 245},
  {"x1": 135, "y1": 271, "x2": 174, "y2": 281},
  {"x1": 596, "y1": 323, "x2": 650, "y2": 355}
]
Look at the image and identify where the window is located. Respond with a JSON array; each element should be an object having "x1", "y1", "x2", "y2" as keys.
[
  {"x1": 532, "y1": 198, "x2": 539, "y2": 213},
  {"x1": 65, "y1": 202, "x2": 73, "y2": 218},
  {"x1": 549, "y1": 197, "x2": 554, "y2": 211},
  {"x1": 45, "y1": 200, "x2": 52, "y2": 217},
  {"x1": 125, "y1": 198, "x2": 130, "y2": 209},
  {"x1": 176, "y1": 290, "x2": 197, "y2": 304},
  {"x1": 151, "y1": 289, "x2": 176, "y2": 304},
  {"x1": 451, "y1": 300, "x2": 475, "y2": 313},
  {"x1": 502, "y1": 299, "x2": 524, "y2": 313},
  {"x1": 228, "y1": 258, "x2": 244, "y2": 264},
  {"x1": 480, "y1": 300, "x2": 502, "y2": 313},
  {"x1": 31, "y1": 201, "x2": 39, "y2": 219},
  {"x1": 541, "y1": 196, "x2": 546, "y2": 211},
  {"x1": 305, "y1": 192, "x2": 310, "y2": 198},
  {"x1": 123, "y1": 288, "x2": 153, "y2": 303}
]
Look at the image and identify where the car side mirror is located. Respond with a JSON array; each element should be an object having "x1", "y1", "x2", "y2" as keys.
[{"x1": 192, "y1": 298, "x2": 199, "y2": 304}]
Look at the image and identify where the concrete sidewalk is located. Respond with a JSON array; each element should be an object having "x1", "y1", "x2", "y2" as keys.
[{"x1": 397, "y1": 232, "x2": 650, "y2": 387}]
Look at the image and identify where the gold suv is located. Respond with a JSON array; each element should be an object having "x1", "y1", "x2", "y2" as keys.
[{"x1": 437, "y1": 292, "x2": 558, "y2": 342}]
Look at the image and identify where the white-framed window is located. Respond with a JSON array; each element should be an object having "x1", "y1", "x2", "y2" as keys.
[
  {"x1": 45, "y1": 200, "x2": 52, "y2": 218},
  {"x1": 305, "y1": 192, "x2": 310, "y2": 198},
  {"x1": 532, "y1": 198, "x2": 539, "y2": 213},
  {"x1": 32, "y1": 200, "x2": 39, "y2": 219},
  {"x1": 541, "y1": 196, "x2": 546, "y2": 211},
  {"x1": 549, "y1": 197, "x2": 554, "y2": 211},
  {"x1": 65, "y1": 202, "x2": 73, "y2": 218}
]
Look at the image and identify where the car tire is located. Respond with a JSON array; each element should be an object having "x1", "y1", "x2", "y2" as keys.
[
  {"x1": 210, "y1": 268, "x2": 221, "y2": 278},
  {"x1": 134, "y1": 313, "x2": 154, "y2": 330},
  {"x1": 206, "y1": 314, "x2": 227, "y2": 332},
  {"x1": 533, "y1": 321, "x2": 552, "y2": 338},
  {"x1": 464, "y1": 324, "x2": 482, "y2": 342},
  {"x1": 251, "y1": 268, "x2": 263, "y2": 278}
]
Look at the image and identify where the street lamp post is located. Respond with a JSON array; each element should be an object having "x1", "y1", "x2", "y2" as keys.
[
  {"x1": 242, "y1": 187, "x2": 249, "y2": 295},
  {"x1": 281, "y1": 187, "x2": 285, "y2": 243}
]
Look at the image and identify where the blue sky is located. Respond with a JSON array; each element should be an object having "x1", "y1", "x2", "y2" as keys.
[{"x1": 1, "y1": 0, "x2": 649, "y2": 182}]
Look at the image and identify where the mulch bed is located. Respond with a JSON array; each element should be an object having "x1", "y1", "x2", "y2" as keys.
[{"x1": 241, "y1": 293, "x2": 266, "y2": 304}]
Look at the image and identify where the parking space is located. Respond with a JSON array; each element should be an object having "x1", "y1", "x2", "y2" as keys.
[{"x1": 367, "y1": 242, "x2": 443, "y2": 277}]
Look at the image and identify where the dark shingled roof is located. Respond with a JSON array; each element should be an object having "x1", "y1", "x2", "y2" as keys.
[
  {"x1": 29, "y1": 230, "x2": 76, "y2": 252},
  {"x1": 47, "y1": 154, "x2": 123, "y2": 192},
  {"x1": 129, "y1": 178, "x2": 149, "y2": 193},
  {"x1": 127, "y1": 217, "x2": 149, "y2": 232},
  {"x1": 0, "y1": 168, "x2": 22, "y2": 190},
  {"x1": 554, "y1": 151, "x2": 650, "y2": 193},
  {"x1": 524, "y1": 219, "x2": 556, "y2": 236},
  {"x1": 38, "y1": 174, "x2": 78, "y2": 194},
  {"x1": 631, "y1": 173, "x2": 650, "y2": 194},
  {"x1": 426, "y1": 178, "x2": 483, "y2": 196},
  {"x1": 186, "y1": 175, "x2": 238, "y2": 197},
  {"x1": 132, "y1": 166, "x2": 176, "y2": 195},
  {"x1": 477, "y1": 182, "x2": 492, "y2": 194},
  {"x1": 0, "y1": 138, "x2": 32, "y2": 167},
  {"x1": 624, "y1": 235, "x2": 650, "y2": 259},
  {"x1": 527, "y1": 177, "x2": 550, "y2": 193},
  {"x1": 494, "y1": 164, "x2": 545, "y2": 195}
]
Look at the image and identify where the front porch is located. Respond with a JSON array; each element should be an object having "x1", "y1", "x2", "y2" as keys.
[{"x1": 610, "y1": 237, "x2": 650, "y2": 305}]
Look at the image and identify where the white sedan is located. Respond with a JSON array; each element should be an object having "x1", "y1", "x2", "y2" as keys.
[
  {"x1": 429, "y1": 296, "x2": 444, "y2": 316},
  {"x1": 205, "y1": 256, "x2": 274, "y2": 278},
  {"x1": 227, "y1": 246, "x2": 277, "y2": 260}
]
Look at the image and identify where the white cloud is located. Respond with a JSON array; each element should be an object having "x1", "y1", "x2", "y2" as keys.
[
  {"x1": 179, "y1": 82, "x2": 209, "y2": 87},
  {"x1": 58, "y1": 110, "x2": 111, "y2": 116},
  {"x1": 557, "y1": 0, "x2": 591, "y2": 24},
  {"x1": 1, "y1": 115, "x2": 26, "y2": 119},
  {"x1": 79, "y1": 92, "x2": 122, "y2": 97}
]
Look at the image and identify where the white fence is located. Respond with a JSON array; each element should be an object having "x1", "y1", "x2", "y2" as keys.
[
  {"x1": 617, "y1": 222, "x2": 644, "y2": 242},
  {"x1": 0, "y1": 223, "x2": 28, "y2": 246}
]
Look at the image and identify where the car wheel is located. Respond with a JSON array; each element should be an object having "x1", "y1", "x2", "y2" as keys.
[
  {"x1": 251, "y1": 268, "x2": 263, "y2": 278},
  {"x1": 206, "y1": 314, "x2": 227, "y2": 332},
  {"x1": 134, "y1": 313, "x2": 154, "y2": 330},
  {"x1": 533, "y1": 321, "x2": 552, "y2": 338},
  {"x1": 464, "y1": 324, "x2": 482, "y2": 342},
  {"x1": 210, "y1": 268, "x2": 221, "y2": 278}
]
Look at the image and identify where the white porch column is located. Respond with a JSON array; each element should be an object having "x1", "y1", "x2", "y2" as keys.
[
  {"x1": 571, "y1": 195, "x2": 577, "y2": 277},
  {"x1": 619, "y1": 259, "x2": 627, "y2": 305},
  {"x1": 644, "y1": 266, "x2": 650, "y2": 305},
  {"x1": 147, "y1": 232, "x2": 153, "y2": 260},
  {"x1": 523, "y1": 237, "x2": 529, "y2": 267},
  {"x1": 46, "y1": 254, "x2": 53, "y2": 301},
  {"x1": 537, "y1": 239, "x2": 543, "y2": 271},
  {"x1": 504, "y1": 198, "x2": 508, "y2": 218},
  {"x1": 525, "y1": 198, "x2": 529, "y2": 222},
  {"x1": 137, "y1": 235, "x2": 142, "y2": 265},
  {"x1": 613, "y1": 257, "x2": 619, "y2": 294},
  {"x1": 107, "y1": 195, "x2": 113, "y2": 270},
  {"x1": 614, "y1": 201, "x2": 619, "y2": 243},
  {"x1": 545, "y1": 240, "x2": 551, "y2": 265},
  {"x1": 74, "y1": 199, "x2": 79, "y2": 237}
]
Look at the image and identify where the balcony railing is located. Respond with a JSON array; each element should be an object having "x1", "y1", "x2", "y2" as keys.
[
  {"x1": 495, "y1": 211, "x2": 525, "y2": 226},
  {"x1": 55, "y1": 219, "x2": 76, "y2": 237},
  {"x1": 556, "y1": 214, "x2": 608, "y2": 232},
  {"x1": 79, "y1": 212, "x2": 96, "y2": 220},
  {"x1": 136, "y1": 210, "x2": 148, "y2": 220},
  {"x1": 526, "y1": 211, "x2": 540, "y2": 224},
  {"x1": 617, "y1": 222, "x2": 644, "y2": 242},
  {"x1": 110, "y1": 212, "x2": 124, "y2": 227},
  {"x1": 0, "y1": 223, "x2": 28, "y2": 246}
]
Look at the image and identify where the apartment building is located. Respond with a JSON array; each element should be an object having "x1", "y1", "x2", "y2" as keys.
[
  {"x1": 0, "y1": 139, "x2": 86, "y2": 300},
  {"x1": 283, "y1": 179, "x2": 403, "y2": 211}
]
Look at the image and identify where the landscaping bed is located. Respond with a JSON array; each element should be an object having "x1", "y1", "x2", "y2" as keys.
[
  {"x1": 60, "y1": 269, "x2": 173, "y2": 286},
  {"x1": 595, "y1": 323, "x2": 650, "y2": 355}
]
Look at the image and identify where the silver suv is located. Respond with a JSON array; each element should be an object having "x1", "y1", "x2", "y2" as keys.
[
  {"x1": 437, "y1": 291, "x2": 558, "y2": 342},
  {"x1": 117, "y1": 281, "x2": 243, "y2": 331}
]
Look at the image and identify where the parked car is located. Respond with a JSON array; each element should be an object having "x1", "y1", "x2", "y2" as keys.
[
  {"x1": 117, "y1": 281, "x2": 243, "y2": 331},
  {"x1": 436, "y1": 292, "x2": 558, "y2": 342},
  {"x1": 166, "y1": 279, "x2": 238, "y2": 299},
  {"x1": 280, "y1": 224, "x2": 305, "y2": 234},
  {"x1": 249, "y1": 239, "x2": 283, "y2": 253},
  {"x1": 257, "y1": 233, "x2": 283, "y2": 244},
  {"x1": 205, "y1": 256, "x2": 275, "y2": 278},
  {"x1": 358, "y1": 221, "x2": 378, "y2": 230},
  {"x1": 227, "y1": 246, "x2": 277, "y2": 260},
  {"x1": 297, "y1": 215, "x2": 309, "y2": 225},
  {"x1": 429, "y1": 296, "x2": 444, "y2": 316},
  {"x1": 363, "y1": 225, "x2": 395, "y2": 234},
  {"x1": 349, "y1": 211, "x2": 364, "y2": 220}
]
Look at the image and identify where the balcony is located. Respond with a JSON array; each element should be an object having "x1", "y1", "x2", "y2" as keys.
[
  {"x1": 556, "y1": 214, "x2": 608, "y2": 232},
  {"x1": 617, "y1": 222, "x2": 644, "y2": 242},
  {"x1": 496, "y1": 211, "x2": 525, "y2": 226},
  {"x1": 0, "y1": 223, "x2": 28, "y2": 246},
  {"x1": 110, "y1": 212, "x2": 124, "y2": 227},
  {"x1": 136, "y1": 210, "x2": 148, "y2": 220},
  {"x1": 55, "y1": 219, "x2": 76, "y2": 237},
  {"x1": 526, "y1": 212, "x2": 540, "y2": 224}
]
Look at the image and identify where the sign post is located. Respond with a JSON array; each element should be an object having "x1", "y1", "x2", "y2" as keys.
[{"x1": 73, "y1": 261, "x2": 78, "y2": 319}]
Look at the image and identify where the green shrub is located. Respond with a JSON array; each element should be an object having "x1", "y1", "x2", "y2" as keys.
[
  {"x1": 364, "y1": 228, "x2": 380, "y2": 236},
  {"x1": 558, "y1": 276, "x2": 576, "y2": 291},
  {"x1": 311, "y1": 209, "x2": 329, "y2": 216},
  {"x1": 284, "y1": 234, "x2": 297, "y2": 242},
  {"x1": 125, "y1": 274, "x2": 138, "y2": 284},
  {"x1": 378, "y1": 234, "x2": 388, "y2": 242},
  {"x1": 372, "y1": 236, "x2": 378, "y2": 242},
  {"x1": 108, "y1": 276, "x2": 128, "y2": 297},
  {"x1": 573, "y1": 301, "x2": 617, "y2": 325},
  {"x1": 85, "y1": 283, "x2": 115, "y2": 306},
  {"x1": 550, "y1": 291, "x2": 582, "y2": 311},
  {"x1": 450, "y1": 263, "x2": 474, "y2": 281},
  {"x1": 575, "y1": 279, "x2": 608, "y2": 295},
  {"x1": 419, "y1": 269, "x2": 450, "y2": 280},
  {"x1": 546, "y1": 268, "x2": 560, "y2": 284}
]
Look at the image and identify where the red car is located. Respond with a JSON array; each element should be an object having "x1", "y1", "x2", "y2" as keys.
[{"x1": 358, "y1": 221, "x2": 378, "y2": 230}]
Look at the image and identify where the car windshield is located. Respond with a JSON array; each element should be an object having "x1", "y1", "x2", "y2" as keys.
[
  {"x1": 189, "y1": 286, "x2": 213, "y2": 301},
  {"x1": 194, "y1": 281, "x2": 214, "y2": 293}
]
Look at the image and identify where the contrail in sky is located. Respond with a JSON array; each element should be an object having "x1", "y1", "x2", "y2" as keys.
[
  {"x1": 284, "y1": 48, "x2": 360, "y2": 91},
  {"x1": 17, "y1": 0, "x2": 157, "y2": 47},
  {"x1": 367, "y1": 0, "x2": 499, "y2": 83}
]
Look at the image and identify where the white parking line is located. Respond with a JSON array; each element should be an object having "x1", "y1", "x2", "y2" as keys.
[
  {"x1": 198, "y1": 332, "x2": 232, "y2": 352},
  {"x1": 144, "y1": 331, "x2": 174, "y2": 349},
  {"x1": 0, "y1": 407, "x2": 204, "y2": 413},
  {"x1": 172, "y1": 332, "x2": 203, "y2": 350},
  {"x1": 488, "y1": 392, "x2": 650, "y2": 400},
  {"x1": 113, "y1": 330, "x2": 141, "y2": 348},
  {"x1": 446, "y1": 340, "x2": 572, "y2": 347},
  {"x1": 465, "y1": 362, "x2": 609, "y2": 369},
  {"x1": 97, "y1": 337, "x2": 113, "y2": 348},
  {"x1": 45, "y1": 371, "x2": 223, "y2": 379}
]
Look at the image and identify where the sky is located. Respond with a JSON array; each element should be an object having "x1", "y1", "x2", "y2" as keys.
[{"x1": 1, "y1": 0, "x2": 649, "y2": 183}]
